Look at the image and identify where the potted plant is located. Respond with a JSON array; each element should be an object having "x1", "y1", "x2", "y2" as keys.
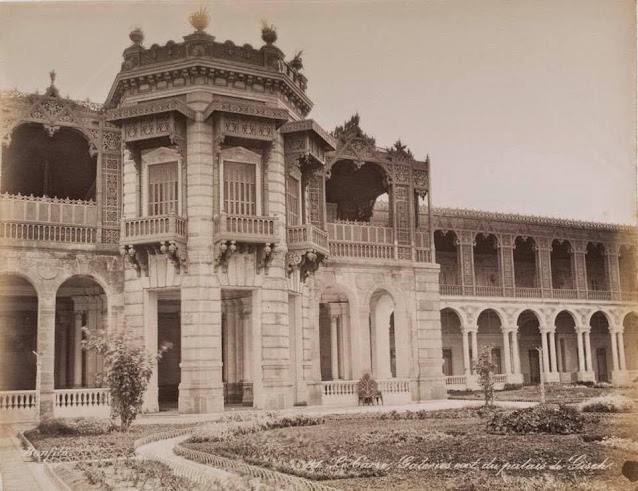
[
  {"x1": 261, "y1": 19, "x2": 277, "y2": 45},
  {"x1": 189, "y1": 7, "x2": 210, "y2": 32}
]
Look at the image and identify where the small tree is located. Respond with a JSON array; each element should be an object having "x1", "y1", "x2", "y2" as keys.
[
  {"x1": 473, "y1": 345, "x2": 497, "y2": 407},
  {"x1": 82, "y1": 328, "x2": 169, "y2": 430}
]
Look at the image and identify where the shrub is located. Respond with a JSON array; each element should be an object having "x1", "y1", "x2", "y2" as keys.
[
  {"x1": 574, "y1": 380, "x2": 595, "y2": 388},
  {"x1": 503, "y1": 383, "x2": 523, "y2": 391},
  {"x1": 473, "y1": 345, "x2": 497, "y2": 406},
  {"x1": 593, "y1": 381, "x2": 613, "y2": 389},
  {"x1": 487, "y1": 404, "x2": 585, "y2": 434},
  {"x1": 579, "y1": 395, "x2": 634, "y2": 413},
  {"x1": 82, "y1": 328, "x2": 170, "y2": 430},
  {"x1": 36, "y1": 418, "x2": 111, "y2": 436}
]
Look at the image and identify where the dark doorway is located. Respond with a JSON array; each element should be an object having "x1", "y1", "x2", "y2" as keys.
[
  {"x1": 596, "y1": 348, "x2": 608, "y2": 382},
  {"x1": 528, "y1": 349, "x2": 540, "y2": 384},
  {"x1": 158, "y1": 299, "x2": 181, "y2": 410},
  {"x1": 442, "y1": 348, "x2": 453, "y2": 376}
]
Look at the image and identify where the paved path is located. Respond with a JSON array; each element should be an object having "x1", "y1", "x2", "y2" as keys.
[{"x1": 0, "y1": 425, "x2": 63, "y2": 491}]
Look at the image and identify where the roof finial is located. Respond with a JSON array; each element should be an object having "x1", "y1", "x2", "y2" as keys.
[
  {"x1": 45, "y1": 70, "x2": 60, "y2": 97},
  {"x1": 49, "y1": 70, "x2": 56, "y2": 85},
  {"x1": 189, "y1": 6, "x2": 210, "y2": 32}
]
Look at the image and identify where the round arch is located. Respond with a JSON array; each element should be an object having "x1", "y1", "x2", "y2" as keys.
[{"x1": 623, "y1": 311, "x2": 638, "y2": 371}]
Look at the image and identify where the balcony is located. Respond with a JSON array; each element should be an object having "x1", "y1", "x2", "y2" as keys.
[
  {"x1": 120, "y1": 215, "x2": 188, "y2": 274},
  {"x1": 287, "y1": 223, "x2": 329, "y2": 256},
  {"x1": 213, "y1": 213, "x2": 279, "y2": 271},
  {"x1": 0, "y1": 193, "x2": 98, "y2": 245},
  {"x1": 121, "y1": 215, "x2": 187, "y2": 246}
]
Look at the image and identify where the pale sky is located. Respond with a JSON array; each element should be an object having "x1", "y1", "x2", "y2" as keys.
[{"x1": 0, "y1": 0, "x2": 635, "y2": 224}]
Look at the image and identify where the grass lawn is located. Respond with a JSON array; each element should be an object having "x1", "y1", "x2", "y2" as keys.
[
  {"x1": 450, "y1": 384, "x2": 637, "y2": 404},
  {"x1": 182, "y1": 408, "x2": 638, "y2": 490},
  {"x1": 24, "y1": 423, "x2": 196, "y2": 462}
]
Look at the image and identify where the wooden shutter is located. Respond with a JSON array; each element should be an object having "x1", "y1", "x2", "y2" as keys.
[
  {"x1": 148, "y1": 162, "x2": 178, "y2": 216},
  {"x1": 224, "y1": 162, "x2": 256, "y2": 215}
]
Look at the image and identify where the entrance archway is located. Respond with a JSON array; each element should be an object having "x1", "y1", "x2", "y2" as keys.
[
  {"x1": 517, "y1": 310, "x2": 543, "y2": 384},
  {"x1": 623, "y1": 312, "x2": 638, "y2": 371},
  {"x1": 555, "y1": 311, "x2": 579, "y2": 381},
  {"x1": 589, "y1": 312, "x2": 612, "y2": 382},
  {"x1": 440, "y1": 308, "x2": 464, "y2": 376},
  {"x1": 319, "y1": 287, "x2": 351, "y2": 381},
  {"x1": 370, "y1": 291, "x2": 395, "y2": 379}
]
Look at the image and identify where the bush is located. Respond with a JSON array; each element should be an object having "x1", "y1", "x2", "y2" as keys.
[
  {"x1": 36, "y1": 418, "x2": 111, "y2": 436},
  {"x1": 579, "y1": 395, "x2": 634, "y2": 413},
  {"x1": 487, "y1": 404, "x2": 585, "y2": 434},
  {"x1": 574, "y1": 380, "x2": 595, "y2": 388},
  {"x1": 503, "y1": 383, "x2": 523, "y2": 391},
  {"x1": 593, "y1": 381, "x2": 613, "y2": 389}
]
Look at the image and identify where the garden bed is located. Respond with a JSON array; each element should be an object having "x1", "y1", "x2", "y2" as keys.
[
  {"x1": 24, "y1": 422, "x2": 197, "y2": 462},
  {"x1": 182, "y1": 408, "x2": 636, "y2": 490},
  {"x1": 449, "y1": 384, "x2": 636, "y2": 404}
]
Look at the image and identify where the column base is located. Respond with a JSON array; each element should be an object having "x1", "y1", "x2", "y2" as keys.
[
  {"x1": 178, "y1": 384, "x2": 224, "y2": 414},
  {"x1": 416, "y1": 376, "x2": 448, "y2": 400},
  {"x1": 611, "y1": 370, "x2": 630, "y2": 386},
  {"x1": 543, "y1": 372, "x2": 560, "y2": 383},
  {"x1": 577, "y1": 371, "x2": 596, "y2": 383},
  {"x1": 241, "y1": 381, "x2": 254, "y2": 406},
  {"x1": 142, "y1": 386, "x2": 159, "y2": 414},
  {"x1": 307, "y1": 382, "x2": 323, "y2": 406}
]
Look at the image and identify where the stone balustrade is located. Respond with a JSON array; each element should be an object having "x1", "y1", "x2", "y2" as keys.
[
  {"x1": 213, "y1": 213, "x2": 278, "y2": 243},
  {"x1": 54, "y1": 388, "x2": 110, "y2": 418},
  {"x1": 0, "y1": 390, "x2": 38, "y2": 422},
  {"x1": 441, "y1": 284, "x2": 634, "y2": 302},
  {"x1": 321, "y1": 378, "x2": 411, "y2": 406},
  {"x1": 121, "y1": 215, "x2": 187, "y2": 246}
]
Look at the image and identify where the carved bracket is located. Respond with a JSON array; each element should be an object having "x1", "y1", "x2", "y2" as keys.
[
  {"x1": 258, "y1": 243, "x2": 276, "y2": 274},
  {"x1": 119, "y1": 245, "x2": 147, "y2": 277},
  {"x1": 159, "y1": 240, "x2": 188, "y2": 273},
  {"x1": 215, "y1": 240, "x2": 237, "y2": 272},
  {"x1": 287, "y1": 249, "x2": 328, "y2": 282}
]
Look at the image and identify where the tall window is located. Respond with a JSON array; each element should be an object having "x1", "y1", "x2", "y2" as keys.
[
  {"x1": 148, "y1": 162, "x2": 178, "y2": 216},
  {"x1": 286, "y1": 175, "x2": 300, "y2": 226},
  {"x1": 224, "y1": 162, "x2": 256, "y2": 215}
]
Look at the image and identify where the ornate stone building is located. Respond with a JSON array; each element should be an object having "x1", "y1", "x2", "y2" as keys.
[{"x1": 0, "y1": 15, "x2": 635, "y2": 420}]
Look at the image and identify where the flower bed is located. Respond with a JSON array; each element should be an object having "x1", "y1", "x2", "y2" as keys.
[{"x1": 181, "y1": 408, "x2": 635, "y2": 490}]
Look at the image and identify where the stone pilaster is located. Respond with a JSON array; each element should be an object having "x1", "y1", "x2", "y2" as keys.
[
  {"x1": 605, "y1": 244, "x2": 621, "y2": 300},
  {"x1": 572, "y1": 240, "x2": 588, "y2": 299},
  {"x1": 535, "y1": 237, "x2": 553, "y2": 298},
  {"x1": 122, "y1": 147, "x2": 139, "y2": 218},
  {"x1": 179, "y1": 91, "x2": 223, "y2": 413},
  {"x1": 498, "y1": 234, "x2": 515, "y2": 296},
  {"x1": 456, "y1": 231, "x2": 475, "y2": 296},
  {"x1": 38, "y1": 286, "x2": 56, "y2": 419}
]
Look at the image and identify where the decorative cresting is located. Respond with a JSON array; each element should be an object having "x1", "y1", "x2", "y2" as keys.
[
  {"x1": 326, "y1": 114, "x2": 433, "y2": 262},
  {"x1": 281, "y1": 119, "x2": 336, "y2": 280},
  {"x1": 104, "y1": 20, "x2": 312, "y2": 117},
  {"x1": 0, "y1": 76, "x2": 122, "y2": 245}
]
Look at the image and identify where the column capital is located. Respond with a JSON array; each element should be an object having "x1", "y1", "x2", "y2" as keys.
[
  {"x1": 461, "y1": 325, "x2": 478, "y2": 334},
  {"x1": 575, "y1": 324, "x2": 590, "y2": 334}
]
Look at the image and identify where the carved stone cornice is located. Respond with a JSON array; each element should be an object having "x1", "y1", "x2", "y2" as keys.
[
  {"x1": 280, "y1": 119, "x2": 336, "y2": 150},
  {"x1": 106, "y1": 97, "x2": 196, "y2": 122},
  {"x1": 203, "y1": 97, "x2": 289, "y2": 126}
]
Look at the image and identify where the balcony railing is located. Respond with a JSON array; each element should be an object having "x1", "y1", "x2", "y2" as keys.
[
  {"x1": 0, "y1": 193, "x2": 98, "y2": 244},
  {"x1": 287, "y1": 223, "x2": 329, "y2": 256},
  {"x1": 441, "y1": 284, "x2": 634, "y2": 302},
  {"x1": 329, "y1": 241, "x2": 395, "y2": 260},
  {"x1": 213, "y1": 213, "x2": 279, "y2": 243},
  {"x1": 121, "y1": 215, "x2": 187, "y2": 246},
  {"x1": 54, "y1": 388, "x2": 110, "y2": 418}
]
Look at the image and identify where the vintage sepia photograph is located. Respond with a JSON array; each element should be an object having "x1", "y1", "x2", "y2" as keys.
[{"x1": 0, "y1": 0, "x2": 636, "y2": 489}]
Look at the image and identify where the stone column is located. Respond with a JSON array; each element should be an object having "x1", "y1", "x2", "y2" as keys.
[
  {"x1": 470, "y1": 329, "x2": 478, "y2": 370},
  {"x1": 618, "y1": 332, "x2": 627, "y2": 371},
  {"x1": 541, "y1": 330, "x2": 550, "y2": 374},
  {"x1": 512, "y1": 329, "x2": 521, "y2": 375},
  {"x1": 180, "y1": 91, "x2": 223, "y2": 414},
  {"x1": 502, "y1": 329, "x2": 512, "y2": 375},
  {"x1": 330, "y1": 314, "x2": 339, "y2": 380},
  {"x1": 73, "y1": 310, "x2": 84, "y2": 387},
  {"x1": 549, "y1": 330, "x2": 558, "y2": 373},
  {"x1": 38, "y1": 288, "x2": 57, "y2": 419},
  {"x1": 610, "y1": 329, "x2": 620, "y2": 372},
  {"x1": 341, "y1": 305, "x2": 352, "y2": 380},
  {"x1": 461, "y1": 328, "x2": 471, "y2": 377},
  {"x1": 142, "y1": 290, "x2": 158, "y2": 413},
  {"x1": 576, "y1": 328, "x2": 585, "y2": 372},
  {"x1": 241, "y1": 298, "x2": 253, "y2": 405},
  {"x1": 584, "y1": 330, "x2": 593, "y2": 373},
  {"x1": 374, "y1": 296, "x2": 393, "y2": 380}
]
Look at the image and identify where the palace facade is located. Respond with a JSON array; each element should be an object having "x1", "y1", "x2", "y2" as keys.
[{"x1": 0, "y1": 17, "x2": 636, "y2": 421}]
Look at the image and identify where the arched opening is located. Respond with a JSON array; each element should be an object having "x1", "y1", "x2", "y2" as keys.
[
  {"x1": 555, "y1": 311, "x2": 578, "y2": 381},
  {"x1": 517, "y1": 310, "x2": 543, "y2": 384},
  {"x1": 551, "y1": 240, "x2": 573, "y2": 290},
  {"x1": 0, "y1": 275, "x2": 38, "y2": 390},
  {"x1": 440, "y1": 308, "x2": 463, "y2": 376},
  {"x1": 586, "y1": 243, "x2": 608, "y2": 291},
  {"x1": 435, "y1": 231, "x2": 459, "y2": 288},
  {"x1": 619, "y1": 246, "x2": 637, "y2": 294},
  {"x1": 55, "y1": 276, "x2": 106, "y2": 389},
  {"x1": 325, "y1": 161, "x2": 389, "y2": 223},
  {"x1": 319, "y1": 287, "x2": 351, "y2": 381},
  {"x1": 2, "y1": 123, "x2": 97, "y2": 201},
  {"x1": 513, "y1": 237, "x2": 537, "y2": 288},
  {"x1": 623, "y1": 312, "x2": 638, "y2": 371},
  {"x1": 370, "y1": 291, "x2": 395, "y2": 379},
  {"x1": 589, "y1": 312, "x2": 612, "y2": 382},
  {"x1": 476, "y1": 309, "x2": 504, "y2": 374},
  {"x1": 474, "y1": 234, "x2": 500, "y2": 291},
  {"x1": 370, "y1": 192, "x2": 391, "y2": 226}
]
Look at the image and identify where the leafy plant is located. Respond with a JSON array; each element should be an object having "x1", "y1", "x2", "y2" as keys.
[
  {"x1": 82, "y1": 328, "x2": 170, "y2": 430},
  {"x1": 289, "y1": 50, "x2": 303, "y2": 70},
  {"x1": 473, "y1": 345, "x2": 497, "y2": 406},
  {"x1": 487, "y1": 404, "x2": 585, "y2": 434},
  {"x1": 261, "y1": 19, "x2": 277, "y2": 44},
  {"x1": 579, "y1": 395, "x2": 634, "y2": 413}
]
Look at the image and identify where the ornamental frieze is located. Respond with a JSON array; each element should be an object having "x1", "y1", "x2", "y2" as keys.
[
  {"x1": 203, "y1": 97, "x2": 289, "y2": 124},
  {"x1": 106, "y1": 97, "x2": 196, "y2": 121}
]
